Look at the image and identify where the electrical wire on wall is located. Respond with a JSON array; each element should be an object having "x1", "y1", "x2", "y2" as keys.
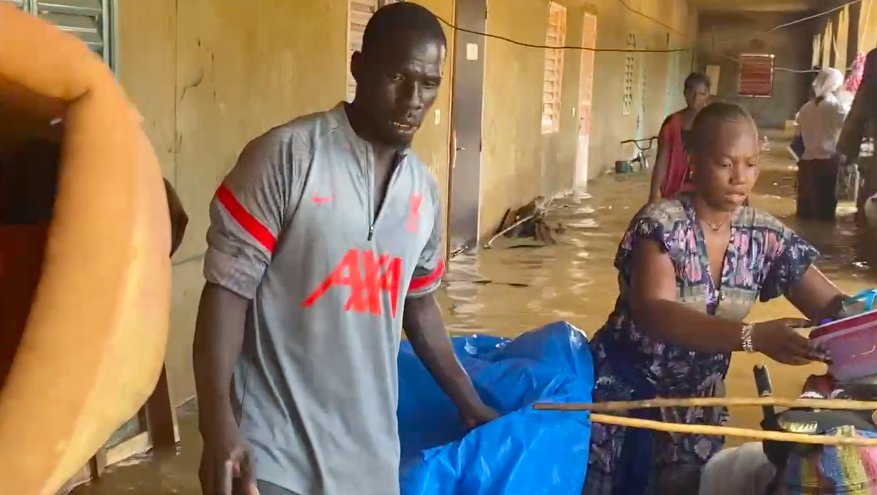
[
  {"x1": 709, "y1": 0, "x2": 863, "y2": 74},
  {"x1": 715, "y1": 0, "x2": 862, "y2": 46},
  {"x1": 614, "y1": 0, "x2": 683, "y2": 36},
  {"x1": 720, "y1": 54, "x2": 854, "y2": 74},
  {"x1": 424, "y1": 0, "x2": 860, "y2": 72},
  {"x1": 433, "y1": 15, "x2": 688, "y2": 53}
]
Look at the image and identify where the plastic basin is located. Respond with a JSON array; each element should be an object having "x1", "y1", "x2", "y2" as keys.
[{"x1": 811, "y1": 310, "x2": 877, "y2": 381}]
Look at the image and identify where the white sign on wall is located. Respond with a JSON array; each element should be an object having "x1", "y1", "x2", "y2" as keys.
[{"x1": 466, "y1": 43, "x2": 479, "y2": 61}]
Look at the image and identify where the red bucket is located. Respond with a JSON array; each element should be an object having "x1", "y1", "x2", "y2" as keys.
[{"x1": 811, "y1": 309, "x2": 877, "y2": 381}]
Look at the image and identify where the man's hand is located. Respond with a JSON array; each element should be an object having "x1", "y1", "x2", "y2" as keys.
[
  {"x1": 199, "y1": 418, "x2": 260, "y2": 495},
  {"x1": 194, "y1": 285, "x2": 255, "y2": 495},
  {"x1": 403, "y1": 294, "x2": 500, "y2": 430},
  {"x1": 459, "y1": 401, "x2": 500, "y2": 430}
]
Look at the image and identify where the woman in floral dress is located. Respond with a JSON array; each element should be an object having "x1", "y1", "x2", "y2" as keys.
[{"x1": 583, "y1": 102, "x2": 845, "y2": 495}]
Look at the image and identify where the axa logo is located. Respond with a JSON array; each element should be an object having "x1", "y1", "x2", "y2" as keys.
[{"x1": 301, "y1": 249, "x2": 402, "y2": 317}]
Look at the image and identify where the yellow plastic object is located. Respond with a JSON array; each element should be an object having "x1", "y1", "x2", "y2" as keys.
[{"x1": 0, "y1": 5, "x2": 171, "y2": 494}]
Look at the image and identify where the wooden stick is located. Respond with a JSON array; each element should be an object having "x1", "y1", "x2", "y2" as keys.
[
  {"x1": 533, "y1": 396, "x2": 877, "y2": 413},
  {"x1": 484, "y1": 204, "x2": 565, "y2": 248},
  {"x1": 589, "y1": 413, "x2": 877, "y2": 447},
  {"x1": 485, "y1": 213, "x2": 538, "y2": 248}
]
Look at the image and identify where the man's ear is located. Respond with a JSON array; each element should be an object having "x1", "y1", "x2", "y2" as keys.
[{"x1": 350, "y1": 51, "x2": 364, "y2": 86}]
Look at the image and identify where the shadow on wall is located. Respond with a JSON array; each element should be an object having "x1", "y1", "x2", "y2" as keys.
[{"x1": 695, "y1": 12, "x2": 813, "y2": 129}]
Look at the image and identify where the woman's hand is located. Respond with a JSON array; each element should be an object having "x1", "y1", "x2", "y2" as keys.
[{"x1": 751, "y1": 318, "x2": 830, "y2": 365}]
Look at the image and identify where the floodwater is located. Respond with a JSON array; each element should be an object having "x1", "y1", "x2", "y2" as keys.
[{"x1": 72, "y1": 138, "x2": 877, "y2": 494}]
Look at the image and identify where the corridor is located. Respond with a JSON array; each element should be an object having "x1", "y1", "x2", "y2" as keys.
[{"x1": 72, "y1": 138, "x2": 877, "y2": 494}]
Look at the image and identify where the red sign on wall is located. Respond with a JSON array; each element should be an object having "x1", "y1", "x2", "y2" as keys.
[{"x1": 738, "y1": 54, "x2": 775, "y2": 97}]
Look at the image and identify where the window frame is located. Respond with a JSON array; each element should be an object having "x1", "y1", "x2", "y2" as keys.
[
  {"x1": 541, "y1": 2, "x2": 567, "y2": 135},
  {"x1": 737, "y1": 53, "x2": 775, "y2": 98}
]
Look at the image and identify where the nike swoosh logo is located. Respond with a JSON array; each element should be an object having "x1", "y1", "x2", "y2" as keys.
[{"x1": 313, "y1": 194, "x2": 333, "y2": 204}]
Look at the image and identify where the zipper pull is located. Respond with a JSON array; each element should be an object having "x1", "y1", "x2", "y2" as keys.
[{"x1": 368, "y1": 224, "x2": 375, "y2": 241}]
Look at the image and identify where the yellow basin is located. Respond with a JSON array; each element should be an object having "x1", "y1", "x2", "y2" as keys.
[{"x1": 0, "y1": 6, "x2": 171, "y2": 494}]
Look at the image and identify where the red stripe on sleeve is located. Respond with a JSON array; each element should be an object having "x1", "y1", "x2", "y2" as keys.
[
  {"x1": 410, "y1": 259, "x2": 445, "y2": 292},
  {"x1": 216, "y1": 184, "x2": 277, "y2": 253}
]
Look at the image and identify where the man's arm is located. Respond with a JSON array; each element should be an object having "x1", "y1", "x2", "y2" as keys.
[
  {"x1": 402, "y1": 184, "x2": 498, "y2": 429},
  {"x1": 193, "y1": 284, "x2": 250, "y2": 436},
  {"x1": 403, "y1": 294, "x2": 497, "y2": 428},
  {"x1": 193, "y1": 130, "x2": 295, "y2": 441}
]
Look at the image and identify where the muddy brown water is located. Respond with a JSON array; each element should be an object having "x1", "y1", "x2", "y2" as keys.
[{"x1": 73, "y1": 141, "x2": 877, "y2": 494}]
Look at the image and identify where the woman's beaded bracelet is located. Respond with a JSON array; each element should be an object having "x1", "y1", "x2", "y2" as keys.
[{"x1": 741, "y1": 323, "x2": 756, "y2": 353}]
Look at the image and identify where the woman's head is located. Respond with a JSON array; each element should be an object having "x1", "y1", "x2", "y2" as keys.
[
  {"x1": 683, "y1": 73, "x2": 710, "y2": 111},
  {"x1": 689, "y1": 102, "x2": 759, "y2": 212}
]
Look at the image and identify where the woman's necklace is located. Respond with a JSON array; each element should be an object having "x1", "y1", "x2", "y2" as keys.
[
  {"x1": 691, "y1": 196, "x2": 733, "y2": 232},
  {"x1": 701, "y1": 217, "x2": 727, "y2": 232},
  {"x1": 699, "y1": 212, "x2": 732, "y2": 232}
]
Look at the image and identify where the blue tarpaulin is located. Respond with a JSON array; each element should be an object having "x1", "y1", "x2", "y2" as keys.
[{"x1": 398, "y1": 321, "x2": 594, "y2": 495}]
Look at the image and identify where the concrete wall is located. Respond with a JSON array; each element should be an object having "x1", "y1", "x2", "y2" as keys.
[
  {"x1": 478, "y1": 0, "x2": 694, "y2": 237},
  {"x1": 115, "y1": 0, "x2": 455, "y2": 406},
  {"x1": 695, "y1": 12, "x2": 812, "y2": 130}
]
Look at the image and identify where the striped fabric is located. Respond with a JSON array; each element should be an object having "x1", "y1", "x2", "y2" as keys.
[
  {"x1": 846, "y1": 53, "x2": 867, "y2": 94},
  {"x1": 779, "y1": 426, "x2": 877, "y2": 494}
]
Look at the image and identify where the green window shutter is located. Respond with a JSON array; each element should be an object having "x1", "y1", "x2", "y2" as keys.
[
  {"x1": 35, "y1": 0, "x2": 107, "y2": 61},
  {"x1": 0, "y1": 0, "x2": 26, "y2": 9}
]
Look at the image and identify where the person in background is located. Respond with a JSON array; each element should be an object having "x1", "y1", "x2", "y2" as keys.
[
  {"x1": 839, "y1": 48, "x2": 877, "y2": 226},
  {"x1": 794, "y1": 68, "x2": 850, "y2": 221},
  {"x1": 583, "y1": 102, "x2": 842, "y2": 494},
  {"x1": 193, "y1": 4, "x2": 497, "y2": 495},
  {"x1": 648, "y1": 72, "x2": 710, "y2": 203},
  {"x1": 164, "y1": 179, "x2": 188, "y2": 256}
]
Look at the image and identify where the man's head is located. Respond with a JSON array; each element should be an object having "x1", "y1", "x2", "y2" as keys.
[
  {"x1": 350, "y1": 3, "x2": 447, "y2": 149},
  {"x1": 683, "y1": 72, "x2": 710, "y2": 111}
]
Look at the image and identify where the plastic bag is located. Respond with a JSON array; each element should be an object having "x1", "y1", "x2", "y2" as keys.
[
  {"x1": 398, "y1": 321, "x2": 594, "y2": 495},
  {"x1": 839, "y1": 289, "x2": 877, "y2": 317}
]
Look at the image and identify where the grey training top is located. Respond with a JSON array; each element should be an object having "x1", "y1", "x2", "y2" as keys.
[{"x1": 203, "y1": 103, "x2": 445, "y2": 495}]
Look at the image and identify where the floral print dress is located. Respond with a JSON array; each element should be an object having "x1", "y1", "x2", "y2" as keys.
[{"x1": 582, "y1": 195, "x2": 819, "y2": 495}]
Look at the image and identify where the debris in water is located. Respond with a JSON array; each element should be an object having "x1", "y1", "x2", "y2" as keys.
[{"x1": 486, "y1": 196, "x2": 564, "y2": 248}]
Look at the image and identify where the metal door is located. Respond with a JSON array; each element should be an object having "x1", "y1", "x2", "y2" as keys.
[{"x1": 448, "y1": 0, "x2": 486, "y2": 252}]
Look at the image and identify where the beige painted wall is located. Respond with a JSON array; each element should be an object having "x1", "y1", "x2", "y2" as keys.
[
  {"x1": 115, "y1": 0, "x2": 455, "y2": 406},
  {"x1": 116, "y1": 0, "x2": 690, "y2": 404},
  {"x1": 477, "y1": 0, "x2": 693, "y2": 238}
]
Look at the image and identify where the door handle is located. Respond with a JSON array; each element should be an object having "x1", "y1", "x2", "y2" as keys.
[{"x1": 456, "y1": 147, "x2": 465, "y2": 151}]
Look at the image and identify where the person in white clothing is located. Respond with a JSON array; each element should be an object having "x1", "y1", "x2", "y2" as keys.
[
  {"x1": 699, "y1": 442, "x2": 776, "y2": 495},
  {"x1": 794, "y1": 68, "x2": 851, "y2": 220}
]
